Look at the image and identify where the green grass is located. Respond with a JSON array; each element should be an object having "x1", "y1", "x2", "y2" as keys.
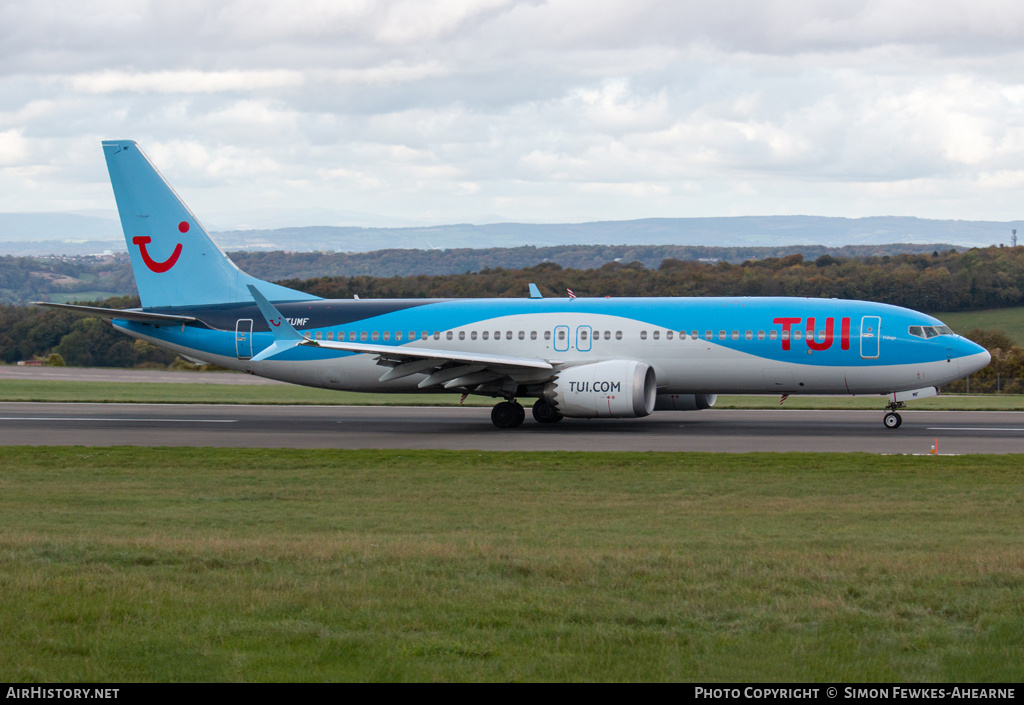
[
  {"x1": 1, "y1": 448, "x2": 1022, "y2": 682},
  {"x1": 930, "y1": 306, "x2": 1024, "y2": 345},
  {"x1": 2, "y1": 378, "x2": 1024, "y2": 410}
]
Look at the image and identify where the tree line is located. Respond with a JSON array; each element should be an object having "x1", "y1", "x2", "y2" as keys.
[
  {"x1": 280, "y1": 246, "x2": 1024, "y2": 314},
  {"x1": 5, "y1": 242, "x2": 959, "y2": 305}
]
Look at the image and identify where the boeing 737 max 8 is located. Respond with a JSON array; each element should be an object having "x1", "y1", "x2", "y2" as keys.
[{"x1": 37, "y1": 141, "x2": 991, "y2": 429}]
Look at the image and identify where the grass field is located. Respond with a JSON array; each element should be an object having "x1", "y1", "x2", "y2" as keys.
[
  {"x1": 1, "y1": 448, "x2": 1022, "y2": 682},
  {"x1": 3, "y1": 378, "x2": 1024, "y2": 410},
  {"x1": 930, "y1": 306, "x2": 1024, "y2": 345}
]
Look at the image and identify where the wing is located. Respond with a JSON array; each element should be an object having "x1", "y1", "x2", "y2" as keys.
[{"x1": 246, "y1": 285, "x2": 555, "y2": 390}]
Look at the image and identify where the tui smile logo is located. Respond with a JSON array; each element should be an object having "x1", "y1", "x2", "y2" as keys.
[{"x1": 133, "y1": 221, "x2": 187, "y2": 273}]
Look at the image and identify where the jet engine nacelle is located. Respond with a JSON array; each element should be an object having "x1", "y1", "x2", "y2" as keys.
[
  {"x1": 544, "y1": 360, "x2": 656, "y2": 418},
  {"x1": 654, "y1": 393, "x2": 718, "y2": 411}
]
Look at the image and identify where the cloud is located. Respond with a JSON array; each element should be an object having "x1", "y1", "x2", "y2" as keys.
[
  {"x1": 3, "y1": 0, "x2": 1024, "y2": 223},
  {"x1": 66, "y1": 70, "x2": 304, "y2": 94}
]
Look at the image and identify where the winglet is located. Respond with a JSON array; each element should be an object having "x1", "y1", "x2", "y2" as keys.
[
  {"x1": 529, "y1": 283, "x2": 543, "y2": 299},
  {"x1": 247, "y1": 284, "x2": 308, "y2": 361}
]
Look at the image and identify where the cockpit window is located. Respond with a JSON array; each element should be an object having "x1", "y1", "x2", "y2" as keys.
[{"x1": 909, "y1": 325, "x2": 953, "y2": 339}]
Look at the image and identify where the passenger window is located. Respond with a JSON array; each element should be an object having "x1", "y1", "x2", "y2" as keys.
[
  {"x1": 581, "y1": 330, "x2": 589, "y2": 340},
  {"x1": 781, "y1": 330, "x2": 790, "y2": 340},
  {"x1": 326, "y1": 332, "x2": 333, "y2": 341},
  {"x1": 494, "y1": 331, "x2": 500, "y2": 340},
  {"x1": 421, "y1": 332, "x2": 428, "y2": 340},
  {"x1": 705, "y1": 331, "x2": 712, "y2": 340},
  {"x1": 518, "y1": 331, "x2": 525, "y2": 340},
  {"x1": 471, "y1": 331, "x2": 478, "y2": 340},
  {"x1": 731, "y1": 331, "x2": 739, "y2": 340},
  {"x1": 446, "y1": 331, "x2": 453, "y2": 340},
  {"x1": 433, "y1": 332, "x2": 440, "y2": 340},
  {"x1": 545, "y1": 331, "x2": 552, "y2": 340},
  {"x1": 383, "y1": 331, "x2": 390, "y2": 341},
  {"x1": 315, "y1": 332, "x2": 322, "y2": 341},
  {"x1": 483, "y1": 331, "x2": 490, "y2": 340},
  {"x1": 557, "y1": 330, "x2": 566, "y2": 340},
  {"x1": 615, "y1": 331, "x2": 622, "y2": 340},
  {"x1": 371, "y1": 332, "x2": 379, "y2": 341},
  {"x1": 666, "y1": 331, "x2": 673, "y2": 340},
  {"x1": 459, "y1": 331, "x2": 466, "y2": 340},
  {"x1": 653, "y1": 331, "x2": 660, "y2": 340},
  {"x1": 359, "y1": 331, "x2": 367, "y2": 341},
  {"x1": 409, "y1": 331, "x2": 416, "y2": 340},
  {"x1": 757, "y1": 330, "x2": 765, "y2": 340},
  {"x1": 506, "y1": 331, "x2": 512, "y2": 340},
  {"x1": 794, "y1": 330, "x2": 802, "y2": 340},
  {"x1": 531, "y1": 331, "x2": 538, "y2": 340},
  {"x1": 303, "y1": 332, "x2": 310, "y2": 340},
  {"x1": 719, "y1": 331, "x2": 726, "y2": 340},
  {"x1": 745, "y1": 331, "x2": 752, "y2": 340},
  {"x1": 605, "y1": 331, "x2": 611, "y2": 340},
  {"x1": 349, "y1": 332, "x2": 357, "y2": 341},
  {"x1": 691, "y1": 331, "x2": 698, "y2": 340},
  {"x1": 396, "y1": 331, "x2": 403, "y2": 341},
  {"x1": 640, "y1": 331, "x2": 648, "y2": 340},
  {"x1": 769, "y1": 330, "x2": 777, "y2": 340}
]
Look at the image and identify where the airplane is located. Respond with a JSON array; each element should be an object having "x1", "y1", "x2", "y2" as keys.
[{"x1": 36, "y1": 140, "x2": 991, "y2": 429}]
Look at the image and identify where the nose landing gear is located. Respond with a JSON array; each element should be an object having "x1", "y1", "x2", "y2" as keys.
[
  {"x1": 883, "y1": 411, "x2": 902, "y2": 428},
  {"x1": 883, "y1": 401, "x2": 905, "y2": 429}
]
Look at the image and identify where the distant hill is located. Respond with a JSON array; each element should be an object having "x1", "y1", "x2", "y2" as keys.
[
  {"x1": 1, "y1": 214, "x2": 1021, "y2": 256},
  {"x1": 212, "y1": 216, "x2": 1022, "y2": 252}
]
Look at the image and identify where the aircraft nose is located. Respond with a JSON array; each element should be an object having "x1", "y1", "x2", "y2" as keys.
[{"x1": 957, "y1": 338, "x2": 991, "y2": 377}]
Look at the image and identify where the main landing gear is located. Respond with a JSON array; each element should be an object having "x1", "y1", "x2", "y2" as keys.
[
  {"x1": 490, "y1": 399, "x2": 564, "y2": 428},
  {"x1": 491, "y1": 400, "x2": 525, "y2": 428},
  {"x1": 531, "y1": 399, "x2": 563, "y2": 424},
  {"x1": 883, "y1": 400, "x2": 905, "y2": 429}
]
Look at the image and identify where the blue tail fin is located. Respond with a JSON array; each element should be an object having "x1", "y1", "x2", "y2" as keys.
[{"x1": 102, "y1": 140, "x2": 318, "y2": 308}]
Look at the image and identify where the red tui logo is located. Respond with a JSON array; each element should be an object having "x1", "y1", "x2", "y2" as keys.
[{"x1": 132, "y1": 221, "x2": 188, "y2": 273}]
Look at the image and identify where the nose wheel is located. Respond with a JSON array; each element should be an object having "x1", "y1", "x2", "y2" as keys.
[
  {"x1": 883, "y1": 411, "x2": 902, "y2": 429},
  {"x1": 883, "y1": 399, "x2": 906, "y2": 429}
]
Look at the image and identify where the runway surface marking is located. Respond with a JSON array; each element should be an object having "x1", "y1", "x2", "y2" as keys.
[
  {"x1": 926, "y1": 427, "x2": 1024, "y2": 432},
  {"x1": 0, "y1": 417, "x2": 237, "y2": 423}
]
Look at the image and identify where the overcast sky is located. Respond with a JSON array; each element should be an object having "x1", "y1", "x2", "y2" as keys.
[{"x1": 2, "y1": 0, "x2": 1024, "y2": 229}]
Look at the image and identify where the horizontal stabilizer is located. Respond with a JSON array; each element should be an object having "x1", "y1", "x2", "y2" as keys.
[{"x1": 32, "y1": 301, "x2": 196, "y2": 324}]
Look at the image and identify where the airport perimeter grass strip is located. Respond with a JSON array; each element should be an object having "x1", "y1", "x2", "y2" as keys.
[
  {"x1": 1, "y1": 447, "x2": 1022, "y2": 682},
  {"x1": 2, "y1": 379, "x2": 1024, "y2": 410}
]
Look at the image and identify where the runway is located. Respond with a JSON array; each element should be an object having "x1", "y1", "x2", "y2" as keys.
[{"x1": 1, "y1": 402, "x2": 1023, "y2": 453}]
